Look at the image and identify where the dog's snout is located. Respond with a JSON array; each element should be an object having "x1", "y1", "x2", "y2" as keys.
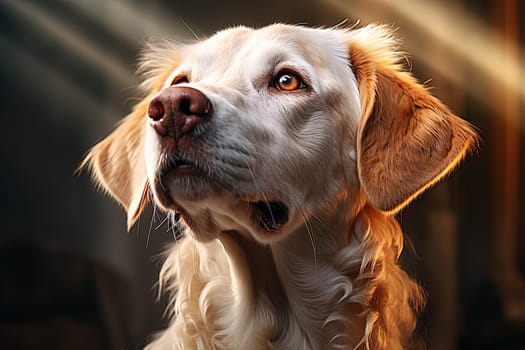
[{"x1": 148, "y1": 86, "x2": 213, "y2": 137}]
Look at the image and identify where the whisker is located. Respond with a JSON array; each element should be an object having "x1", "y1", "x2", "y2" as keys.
[
  {"x1": 301, "y1": 210, "x2": 318, "y2": 271},
  {"x1": 146, "y1": 204, "x2": 159, "y2": 248},
  {"x1": 166, "y1": 212, "x2": 182, "y2": 237},
  {"x1": 169, "y1": 214, "x2": 181, "y2": 242},
  {"x1": 310, "y1": 212, "x2": 331, "y2": 233},
  {"x1": 155, "y1": 215, "x2": 170, "y2": 231},
  {"x1": 181, "y1": 18, "x2": 200, "y2": 40}
]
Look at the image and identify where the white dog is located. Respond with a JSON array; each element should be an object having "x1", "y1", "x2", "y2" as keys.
[{"x1": 83, "y1": 24, "x2": 477, "y2": 350}]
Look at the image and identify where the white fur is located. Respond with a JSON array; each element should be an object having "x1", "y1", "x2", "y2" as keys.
[
  {"x1": 142, "y1": 24, "x2": 420, "y2": 350},
  {"x1": 86, "y1": 23, "x2": 476, "y2": 350}
]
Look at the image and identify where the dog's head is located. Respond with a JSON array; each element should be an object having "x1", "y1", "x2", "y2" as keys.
[{"x1": 83, "y1": 24, "x2": 477, "y2": 243}]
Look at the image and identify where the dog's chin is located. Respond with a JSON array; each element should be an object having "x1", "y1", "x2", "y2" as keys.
[
  {"x1": 154, "y1": 174, "x2": 217, "y2": 209},
  {"x1": 152, "y1": 170, "x2": 291, "y2": 242},
  {"x1": 152, "y1": 157, "x2": 218, "y2": 209}
]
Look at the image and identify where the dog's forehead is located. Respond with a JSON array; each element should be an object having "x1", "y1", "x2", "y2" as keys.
[{"x1": 186, "y1": 24, "x2": 350, "y2": 75}]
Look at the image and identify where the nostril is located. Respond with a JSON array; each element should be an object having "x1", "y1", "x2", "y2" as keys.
[
  {"x1": 148, "y1": 100, "x2": 165, "y2": 121},
  {"x1": 179, "y1": 98, "x2": 191, "y2": 116}
]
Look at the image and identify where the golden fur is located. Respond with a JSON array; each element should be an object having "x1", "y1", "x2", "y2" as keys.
[{"x1": 82, "y1": 24, "x2": 477, "y2": 349}]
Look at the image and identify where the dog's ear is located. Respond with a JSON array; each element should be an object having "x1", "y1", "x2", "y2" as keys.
[
  {"x1": 80, "y1": 43, "x2": 181, "y2": 229},
  {"x1": 80, "y1": 98, "x2": 150, "y2": 230},
  {"x1": 348, "y1": 25, "x2": 478, "y2": 214}
]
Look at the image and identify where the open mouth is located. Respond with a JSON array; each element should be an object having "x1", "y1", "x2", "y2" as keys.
[{"x1": 250, "y1": 201, "x2": 290, "y2": 232}]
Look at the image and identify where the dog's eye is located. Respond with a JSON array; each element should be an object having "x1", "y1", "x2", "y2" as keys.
[
  {"x1": 171, "y1": 75, "x2": 189, "y2": 85},
  {"x1": 273, "y1": 72, "x2": 306, "y2": 92}
]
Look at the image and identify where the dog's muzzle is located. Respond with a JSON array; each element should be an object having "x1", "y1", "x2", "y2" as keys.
[{"x1": 147, "y1": 86, "x2": 291, "y2": 233}]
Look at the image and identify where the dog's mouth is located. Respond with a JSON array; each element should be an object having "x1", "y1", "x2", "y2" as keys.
[
  {"x1": 156, "y1": 156, "x2": 290, "y2": 233},
  {"x1": 164, "y1": 156, "x2": 203, "y2": 175},
  {"x1": 153, "y1": 155, "x2": 212, "y2": 206},
  {"x1": 250, "y1": 201, "x2": 289, "y2": 232}
]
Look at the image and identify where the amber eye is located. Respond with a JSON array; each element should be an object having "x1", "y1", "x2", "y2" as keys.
[
  {"x1": 171, "y1": 75, "x2": 189, "y2": 85},
  {"x1": 273, "y1": 72, "x2": 305, "y2": 91}
]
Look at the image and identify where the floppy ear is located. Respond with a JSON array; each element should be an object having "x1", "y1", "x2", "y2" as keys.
[
  {"x1": 81, "y1": 98, "x2": 150, "y2": 230},
  {"x1": 80, "y1": 41, "x2": 182, "y2": 229},
  {"x1": 348, "y1": 25, "x2": 478, "y2": 214}
]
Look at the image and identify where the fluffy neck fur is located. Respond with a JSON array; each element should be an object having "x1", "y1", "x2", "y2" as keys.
[{"x1": 146, "y1": 195, "x2": 423, "y2": 350}]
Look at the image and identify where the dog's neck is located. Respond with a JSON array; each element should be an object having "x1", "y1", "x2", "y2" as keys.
[
  {"x1": 218, "y1": 193, "x2": 366, "y2": 349},
  {"x1": 153, "y1": 191, "x2": 416, "y2": 350}
]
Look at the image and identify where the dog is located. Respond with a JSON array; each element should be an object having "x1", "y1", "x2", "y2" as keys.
[{"x1": 82, "y1": 24, "x2": 478, "y2": 350}]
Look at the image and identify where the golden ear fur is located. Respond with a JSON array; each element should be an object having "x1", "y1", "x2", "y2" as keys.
[
  {"x1": 348, "y1": 25, "x2": 478, "y2": 214},
  {"x1": 80, "y1": 43, "x2": 181, "y2": 229},
  {"x1": 80, "y1": 99, "x2": 150, "y2": 230}
]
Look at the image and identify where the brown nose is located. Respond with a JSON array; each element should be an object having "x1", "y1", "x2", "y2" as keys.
[{"x1": 147, "y1": 86, "x2": 213, "y2": 137}]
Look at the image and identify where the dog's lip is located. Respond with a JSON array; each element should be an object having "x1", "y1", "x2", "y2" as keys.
[
  {"x1": 152, "y1": 155, "x2": 210, "y2": 205},
  {"x1": 155, "y1": 156, "x2": 290, "y2": 232},
  {"x1": 164, "y1": 156, "x2": 201, "y2": 174}
]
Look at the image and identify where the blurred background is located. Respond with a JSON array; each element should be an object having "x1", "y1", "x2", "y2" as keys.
[{"x1": 1, "y1": 0, "x2": 524, "y2": 349}]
